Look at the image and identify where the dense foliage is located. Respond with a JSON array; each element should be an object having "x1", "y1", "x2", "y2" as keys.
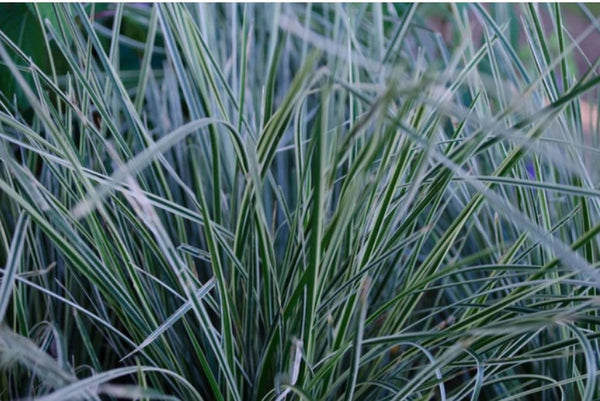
[{"x1": 1, "y1": 3, "x2": 600, "y2": 400}]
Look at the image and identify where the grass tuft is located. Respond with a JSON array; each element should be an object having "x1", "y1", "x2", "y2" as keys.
[{"x1": 1, "y1": 3, "x2": 600, "y2": 401}]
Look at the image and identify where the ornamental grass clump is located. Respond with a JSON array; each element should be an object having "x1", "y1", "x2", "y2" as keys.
[{"x1": 1, "y1": 3, "x2": 600, "y2": 401}]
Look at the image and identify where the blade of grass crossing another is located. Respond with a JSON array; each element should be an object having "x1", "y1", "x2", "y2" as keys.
[{"x1": 0, "y1": 213, "x2": 29, "y2": 322}]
